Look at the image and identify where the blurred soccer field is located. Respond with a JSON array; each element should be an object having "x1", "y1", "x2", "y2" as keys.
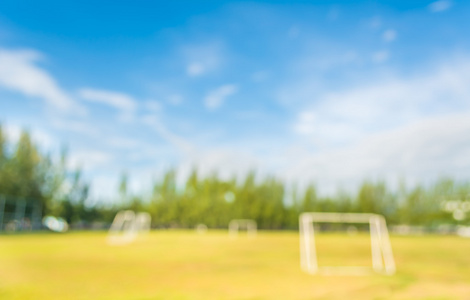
[{"x1": 1, "y1": 231, "x2": 469, "y2": 300}]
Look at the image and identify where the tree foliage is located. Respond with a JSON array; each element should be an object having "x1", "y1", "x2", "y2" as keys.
[
  {"x1": 1, "y1": 125, "x2": 469, "y2": 229},
  {"x1": 0, "y1": 125, "x2": 90, "y2": 221}
]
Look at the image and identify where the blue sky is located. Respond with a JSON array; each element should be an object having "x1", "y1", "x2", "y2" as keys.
[{"x1": 1, "y1": 0, "x2": 470, "y2": 200}]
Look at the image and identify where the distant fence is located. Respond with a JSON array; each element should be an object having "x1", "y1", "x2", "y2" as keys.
[{"x1": 0, "y1": 195, "x2": 42, "y2": 232}]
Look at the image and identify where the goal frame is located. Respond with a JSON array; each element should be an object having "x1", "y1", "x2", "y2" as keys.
[
  {"x1": 299, "y1": 212, "x2": 395, "y2": 275},
  {"x1": 229, "y1": 219, "x2": 257, "y2": 237},
  {"x1": 107, "y1": 210, "x2": 151, "y2": 245}
]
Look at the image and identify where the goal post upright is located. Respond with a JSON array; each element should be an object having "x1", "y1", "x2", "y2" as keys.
[
  {"x1": 299, "y1": 212, "x2": 396, "y2": 276},
  {"x1": 377, "y1": 215, "x2": 396, "y2": 274},
  {"x1": 299, "y1": 213, "x2": 318, "y2": 273},
  {"x1": 369, "y1": 215, "x2": 384, "y2": 272}
]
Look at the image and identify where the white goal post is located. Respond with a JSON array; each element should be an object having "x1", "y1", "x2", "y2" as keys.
[
  {"x1": 229, "y1": 219, "x2": 257, "y2": 237},
  {"x1": 299, "y1": 212, "x2": 396, "y2": 275},
  {"x1": 107, "y1": 210, "x2": 151, "y2": 245}
]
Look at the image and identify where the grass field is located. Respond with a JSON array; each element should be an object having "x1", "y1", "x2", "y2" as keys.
[{"x1": 1, "y1": 231, "x2": 470, "y2": 300}]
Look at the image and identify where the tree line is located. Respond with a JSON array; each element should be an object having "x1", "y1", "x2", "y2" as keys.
[{"x1": 1, "y1": 125, "x2": 469, "y2": 230}]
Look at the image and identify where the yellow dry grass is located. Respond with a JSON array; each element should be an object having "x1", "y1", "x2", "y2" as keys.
[{"x1": 0, "y1": 231, "x2": 469, "y2": 300}]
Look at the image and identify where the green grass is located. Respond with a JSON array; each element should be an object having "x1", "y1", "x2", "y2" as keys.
[{"x1": 1, "y1": 231, "x2": 469, "y2": 300}]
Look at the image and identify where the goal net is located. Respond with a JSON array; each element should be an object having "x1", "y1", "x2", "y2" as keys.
[{"x1": 299, "y1": 212, "x2": 395, "y2": 275}]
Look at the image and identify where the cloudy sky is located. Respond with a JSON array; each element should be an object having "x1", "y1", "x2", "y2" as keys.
[{"x1": 1, "y1": 0, "x2": 469, "y2": 200}]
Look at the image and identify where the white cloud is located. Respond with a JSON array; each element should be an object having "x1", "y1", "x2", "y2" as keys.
[
  {"x1": 285, "y1": 112, "x2": 470, "y2": 195},
  {"x1": 204, "y1": 84, "x2": 238, "y2": 110},
  {"x1": 3, "y1": 123, "x2": 55, "y2": 149},
  {"x1": 170, "y1": 107, "x2": 470, "y2": 196},
  {"x1": 372, "y1": 50, "x2": 390, "y2": 63},
  {"x1": 106, "y1": 137, "x2": 140, "y2": 149},
  {"x1": 293, "y1": 57, "x2": 470, "y2": 146},
  {"x1": 3, "y1": 124, "x2": 21, "y2": 143},
  {"x1": 30, "y1": 129, "x2": 55, "y2": 149},
  {"x1": 288, "y1": 50, "x2": 359, "y2": 76},
  {"x1": 293, "y1": 111, "x2": 316, "y2": 135},
  {"x1": 78, "y1": 88, "x2": 137, "y2": 112},
  {"x1": 0, "y1": 48, "x2": 84, "y2": 113},
  {"x1": 68, "y1": 150, "x2": 113, "y2": 171},
  {"x1": 187, "y1": 62, "x2": 205, "y2": 77},
  {"x1": 382, "y1": 29, "x2": 397, "y2": 42},
  {"x1": 168, "y1": 94, "x2": 183, "y2": 106},
  {"x1": 51, "y1": 119, "x2": 99, "y2": 137},
  {"x1": 285, "y1": 57, "x2": 470, "y2": 194},
  {"x1": 182, "y1": 43, "x2": 223, "y2": 77},
  {"x1": 142, "y1": 115, "x2": 193, "y2": 154},
  {"x1": 428, "y1": 0, "x2": 453, "y2": 12}
]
